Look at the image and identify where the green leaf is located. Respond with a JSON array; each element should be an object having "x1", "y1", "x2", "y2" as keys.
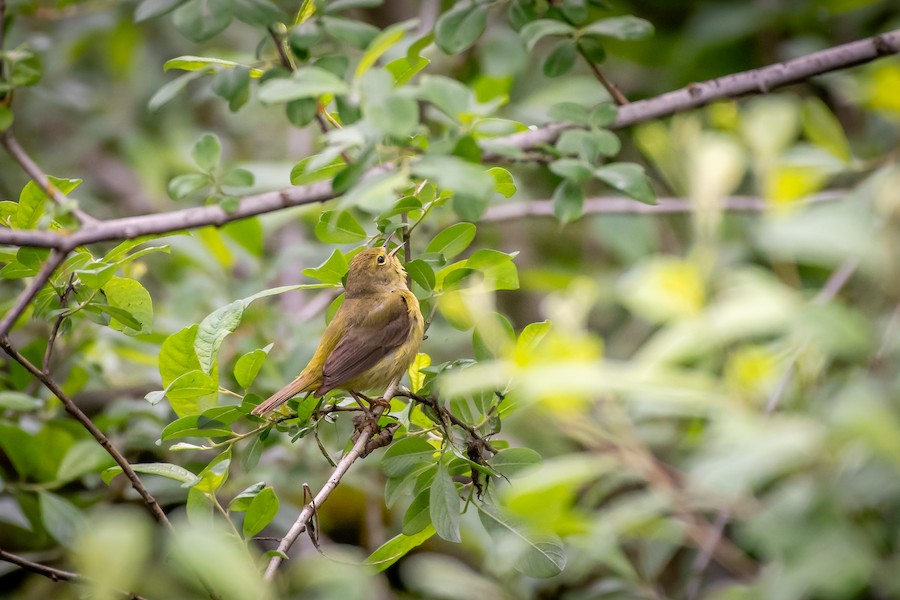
[
  {"x1": 543, "y1": 39, "x2": 577, "y2": 78},
  {"x1": 102, "y1": 462, "x2": 200, "y2": 486},
  {"x1": 212, "y1": 67, "x2": 252, "y2": 111},
  {"x1": 489, "y1": 448, "x2": 542, "y2": 477},
  {"x1": 166, "y1": 369, "x2": 218, "y2": 403},
  {"x1": 258, "y1": 67, "x2": 349, "y2": 104},
  {"x1": 193, "y1": 449, "x2": 231, "y2": 493},
  {"x1": 488, "y1": 167, "x2": 516, "y2": 198},
  {"x1": 164, "y1": 55, "x2": 263, "y2": 77},
  {"x1": 74, "y1": 262, "x2": 119, "y2": 289},
  {"x1": 550, "y1": 159, "x2": 593, "y2": 184},
  {"x1": 435, "y1": 2, "x2": 488, "y2": 55},
  {"x1": 39, "y1": 492, "x2": 86, "y2": 547},
  {"x1": 594, "y1": 162, "x2": 656, "y2": 204},
  {"x1": 0, "y1": 391, "x2": 41, "y2": 411},
  {"x1": 548, "y1": 102, "x2": 590, "y2": 125},
  {"x1": 802, "y1": 97, "x2": 850, "y2": 161},
  {"x1": 56, "y1": 440, "x2": 115, "y2": 483},
  {"x1": 581, "y1": 15, "x2": 654, "y2": 41},
  {"x1": 477, "y1": 503, "x2": 566, "y2": 578},
  {"x1": 466, "y1": 249, "x2": 519, "y2": 291},
  {"x1": 0, "y1": 106, "x2": 12, "y2": 131},
  {"x1": 290, "y1": 155, "x2": 346, "y2": 186},
  {"x1": 285, "y1": 97, "x2": 318, "y2": 127},
  {"x1": 160, "y1": 325, "x2": 202, "y2": 388},
  {"x1": 429, "y1": 461, "x2": 460, "y2": 542},
  {"x1": 382, "y1": 437, "x2": 436, "y2": 477},
  {"x1": 406, "y1": 259, "x2": 435, "y2": 291},
  {"x1": 402, "y1": 489, "x2": 432, "y2": 535},
  {"x1": 233, "y1": 0, "x2": 284, "y2": 27},
  {"x1": 221, "y1": 168, "x2": 254, "y2": 188},
  {"x1": 552, "y1": 180, "x2": 584, "y2": 222},
  {"x1": 149, "y1": 71, "x2": 204, "y2": 112},
  {"x1": 229, "y1": 482, "x2": 266, "y2": 512},
  {"x1": 0, "y1": 423, "x2": 39, "y2": 477},
  {"x1": 160, "y1": 413, "x2": 233, "y2": 440},
  {"x1": 172, "y1": 0, "x2": 234, "y2": 43},
  {"x1": 411, "y1": 156, "x2": 493, "y2": 201},
  {"x1": 516, "y1": 320, "x2": 552, "y2": 356},
  {"x1": 195, "y1": 300, "x2": 244, "y2": 374},
  {"x1": 234, "y1": 344, "x2": 272, "y2": 389},
  {"x1": 168, "y1": 173, "x2": 210, "y2": 200},
  {"x1": 102, "y1": 277, "x2": 153, "y2": 335},
  {"x1": 16, "y1": 177, "x2": 81, "y2": 230},
  {"x1": 242, "y1": 486, "x2": 279, "y2": 538},
  {"x1": 418, "y1": 75, "x2": 473, "y2": 121},
  {"x1": 302, "y1": 249, "x2": 349, "y2": 284},
  {"x1": 385, "y1": 55, "x2": 430, "y2": 86},
  {"x1": 321, "y1": 16, "x2": 380, "y2": 49},
  {"x1": 340, "y1": 170, "x2": 410, "y2": 213},
  {"x1": 365, "y1": 525, "x2": 435, "y2": 571},
  {"x1": 314, "y1": 210, "x2": 367, "y2": 244},
  {"x1": 519, "y1": 19, "x2": 574, "y2": 52},
  {"x1": 192, "y1": 134, "x2": 221, "y2": 172},
  {"x1": 590, "y1": 102, "x2": 618, "y2": 127},
  {"x1": 356, "y1": 19, "x2": 416, "y2": 78},
  {"x1": 425, "y1": 222, "x2": 476, "y2": 260}
]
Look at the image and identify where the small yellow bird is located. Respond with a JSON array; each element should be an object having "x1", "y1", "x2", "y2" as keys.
[{"x1": 251, "y1": 245, "x2": 424, "y2": 416}]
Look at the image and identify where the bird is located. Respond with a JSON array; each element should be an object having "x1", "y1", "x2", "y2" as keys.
[{"x1": 250, "y1": 244, "x2": 424, "y2": 416}]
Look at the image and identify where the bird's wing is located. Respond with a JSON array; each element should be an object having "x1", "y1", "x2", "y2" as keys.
[{"x1": 318, "y1": 292, "x2": 413, "y2": 393}]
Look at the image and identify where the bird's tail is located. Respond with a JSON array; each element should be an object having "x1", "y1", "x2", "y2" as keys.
[{"x1": 251, "y1": 374, "x2": 316, "y2": 416}]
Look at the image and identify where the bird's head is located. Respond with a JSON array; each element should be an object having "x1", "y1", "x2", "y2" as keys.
[{"x1": 344, "y1": 246, "x2": 407, "y2": 297}]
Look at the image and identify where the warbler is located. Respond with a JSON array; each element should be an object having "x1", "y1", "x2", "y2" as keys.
[{"x1": 251, "y1": 245, "x2": 424, "y2": 416}]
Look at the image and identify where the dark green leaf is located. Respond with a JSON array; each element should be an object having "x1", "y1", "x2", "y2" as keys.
[
  {"x1": 429, "y1": 461, "x2": 460, "y2": 542},
  {"x1": 172, "y1": 0, "x2": 234, "y2": 43},
  {"x1": 382, "y1": 437, "x2": 437, "y2": 477},
  {"x1": 594, "y1": 162, "x2": 656, "y2": 204},
  {"x1": 519, "y1": 19, "x2": 574, "y2": 52},
  {"x1": 321, "y1": 16, "x2": 380, "y2": 49},
  {"x1": 435, "y1": 2, "x2": 488, "y2": 55},
  {"x1": 581, "y1": 16, "x2": 654, "y2": 41},
  {"x1": 365, "y1": 525, "x2": 435, "y2": 571},
  {"x1": 543, "y1": 39, "x2": 577, "y2": 78},
  {"x1": 243, "y1": 487, "x2": 279, "y2": 537}
]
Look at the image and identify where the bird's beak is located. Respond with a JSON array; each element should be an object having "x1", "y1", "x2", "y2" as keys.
[
  {"x1": 382, "y1": 232, "x2": 395, "y2": 248},
  {"x1": 388, "y1": 243, "x2": 403, "y2": 257}
]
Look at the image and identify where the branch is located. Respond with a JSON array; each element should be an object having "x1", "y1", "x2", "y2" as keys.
[
  {"x1": 584, "y1": 59, "x2": 629, "y2": 106},
  {"x1": 0, "y1": 248, "x2": 67, "y2": 339},
  {"x1": 0, "y1": 340, "x2": 172, "y2": 528},
  {"x1": 262, "y1": 402, "x2": 389, "y2": 580},
  {"x1": 1, "y1": 30, "x2": 897, "y2": 252},
  {"x1": 481, "y1": 191, "x2": 845, "y2": 221},
  {"x1": 395, "y1": 388, "x2": 498, "y2": 455},
  {"x1": 484, "y1": 29, "x2": 900, "y2": 159},
  {"x1": 0, "y1": 547, "x2": 149, "y2": 600},
  {"x1": 0, "y1": 131, "x2": 100, "y2": 227}
]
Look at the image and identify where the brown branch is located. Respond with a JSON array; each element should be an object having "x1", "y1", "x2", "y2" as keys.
[
  {"x1": 584, "y1": 59, "x2": 629, "y2": 106},
  {"x1": 484, "y1": 29, "x2": 900, "y2": 159},
  {"x1": 395, "y1": 388, "x2": 498, "y2": 455},
  {"x1": 262, "y1": 403, "x2": 388, "y2": 580},
  {"x1": 0, "y1": 547, "x2": 149, "y2": 599},
  {"x1": 0, "y1": 131, "x2": 100, "y2": 227},
  {"x1": 480, "y1": 191, "x2": 845, "y2": 222},
  {"x1": 1, "y1": 31, "x2": 895, "y2": 253},
  {"x1": 0, "y1": 249, "x2": 68, "y2": 339},
  {"x1": 0, "y1": 340, "x2": 172, "y2": 528}
]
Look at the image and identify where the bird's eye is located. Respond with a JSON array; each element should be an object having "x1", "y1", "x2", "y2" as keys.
[{"x1": 377, "y1": 255, "x2": 386, "y2": 265}]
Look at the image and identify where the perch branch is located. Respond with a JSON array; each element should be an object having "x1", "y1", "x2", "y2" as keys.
[
  {"x1": 2, "y1": 30, "x2": 898, "y2": 251},
  {"x1": 0, "y1": 249, "x2": 68, "y2": 339},
  {"x1": 395, "y1": 388, "x2": 498, "y2": 455}
]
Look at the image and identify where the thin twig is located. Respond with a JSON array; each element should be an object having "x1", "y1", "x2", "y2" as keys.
[
  {"x1": 584, "y1": 59, "x2": 629, "y2": 106},
  {"x1": 42, "y1": 273, "x2": 76, "y2": 374},
  {"x1": 267, "y1": 26, "x2": 295, "y2": 71},
  {"x1": 0, "y1": 547, "x2": 149, "y2": 600},
  {"x1": 262, "y1": 387, "x2": 396, "y2": 580},
  {"x1": 0, "y1": 131, "x2": 99, "y2": 226},
  {"x1": 3, "y1": 31, "x2": 897, "y2": 251},
  {"x1": 481, "y1": 191, "x2": 845, "y2": 222},
  {"x1": 395, "y1": 389, "x2": 497, "y2": 455},
  {"x1": 0, "y1": 249, "x2": 68, "y2": 339},
  {"x1": 0, "y1": 340, "x2": 172, "y2": 527},
  {"x1": 686, "y1": 255, "x2": 860, "y2": 598}
]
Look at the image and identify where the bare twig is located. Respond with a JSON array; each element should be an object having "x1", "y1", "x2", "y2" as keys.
[
  {"x1": 0, "y1": 249, "x2": 68, "y2": 339},
  {"x1": 0, "y1": 131, "x2": 99, "y2": 226},
  {"x1": 584, "y1": 59, "x2": 629, "y2": 106},
  {"x1": 3, "y1": 31, "x2": 897, "y2": 252},
  {"x1": 395, "y1": 388, "x2": 498, "y2": 455},
  {"x1": 484, "y1": 29, "x2": 900, "y2": 159},
  {"x1": 262, "y1": 393, "x2": 393, "y2": 580},
  {"x1": 481, "y1": 191, "x2": 845, "y2": 222},
  {"x1": 686, "y1": 255, "x2": 860, "y2": 598},
  {"x1": 42, "y1": 273, "x2": 75, "y2": 374},
  {"x1": 0, "y1": 547, "x2": 149, "y2": 599},
  {"x1": 0, "y1": 341, "x2": 172, "y2": 527}
]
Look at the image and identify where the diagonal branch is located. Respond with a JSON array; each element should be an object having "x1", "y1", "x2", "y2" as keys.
[
  {"x1": 1, "y1": 131, "x2": 100, "y2": 227},
  {"x1": 0, "y1": 547, "x2": 149, "y2": 600},
  {"x1": 1, "y1": 30, "x2": 897, "y2": 252},
  {"x1": 0, "y1": 248, "x2": 68, "y2": 339},
  {"x1": 0, "y1": 340, "x2": 172, "y2": 528}
]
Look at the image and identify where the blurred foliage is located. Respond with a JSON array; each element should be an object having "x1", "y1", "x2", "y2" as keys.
[{"x1": 1, "y1": 0, "x2": 900, "y2": 599}]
